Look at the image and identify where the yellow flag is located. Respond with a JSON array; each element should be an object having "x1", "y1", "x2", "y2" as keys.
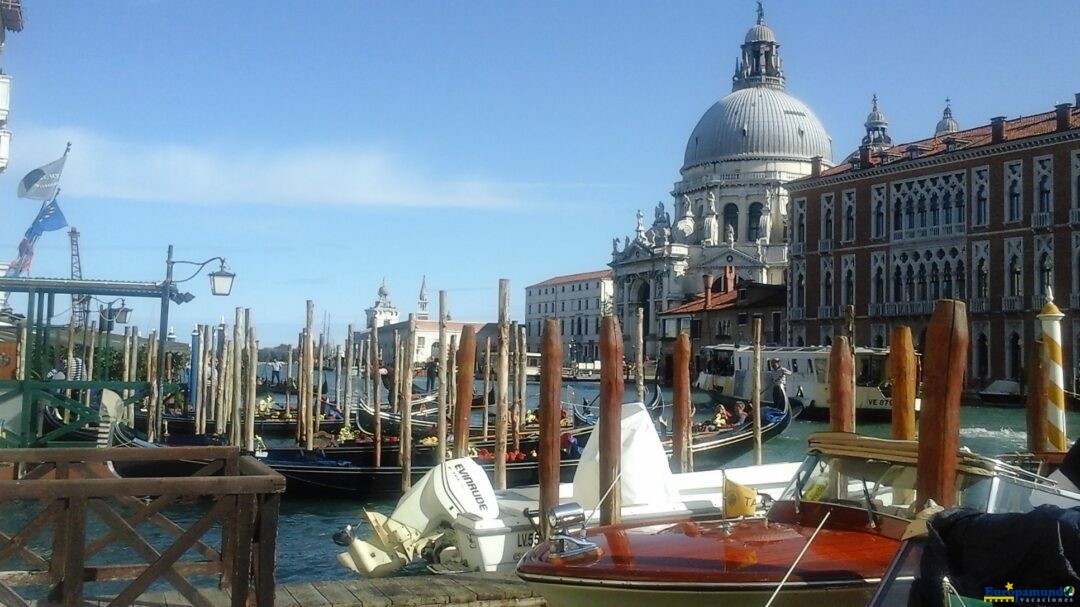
[{"x1": 725, "y1": 478, "x2": 758, "y2": 517}]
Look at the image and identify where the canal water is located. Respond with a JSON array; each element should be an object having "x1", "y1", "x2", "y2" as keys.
[{"x1": 271, "y1": 380, "x2": 1072, "y2": 585}]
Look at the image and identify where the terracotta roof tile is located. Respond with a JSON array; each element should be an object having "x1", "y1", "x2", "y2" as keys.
[{"x1": 817, "y1": 107, "x2": 1078, "y2": 179}]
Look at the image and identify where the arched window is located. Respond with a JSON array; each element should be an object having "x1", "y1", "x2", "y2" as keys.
[
  {"x1": 929, "y1": 194, "x2": 940, "y2": 227},
  {"x1": 905, "y1": 266, "x2": 916, "y2": 301},
  {"x1": 747, "y1": 202, "x2": 764, "y2": 241},
  {"x1": 1008, "y1": 182, "x2": 1021, "y2": 220},
  {"x1": 796, "y1": 336, "x2": 805, "y2": 346},
  {"x1": 893, "y1": 267, "x2": 903, "y2": 303},
  {"x1": 905, "y1": 200, "x2": 915, "y2": 229},
  {"x1": 977, "y1": 259, "x2": 988, "y2": 298},
  {"x1": 874, "y1": 267, "x2": 885, "y2": 303},
  {"x1": 942, "y1": 262, "x2": 953, "y2": 299},
  {"x1": 956, "y1": 260, "x2": 967, "y2": 298},
  {"x1": 929, "y1": 263, "x2": 940, "y2": 300},
  {"x1": 796, "y1": 210, "x2": 805, "y2": 243},
  {"x1": 873, "y1": 334, "x2": 884, "y2": 348},
  {"x1": 917, "y1": 197, "x2": 927, "y2": 228},
  {"x1": 822, "y1": 272, "x2": 833, "y2": 307},
  {"x1": 875, "y1": 201, "x2": 885, "y2": 237},
  {"x1": 823, "y1": 208, "x2": 833, "y2": 240},
  {"x1": 723, "y1": 204, "x2": 739, "y2": 241},
  {"x1": 1008, "y1": 332, "x2": 1022, "y2": 380},
  {"x1": 796, "y1": 274, "x2": 805, "y2": 307},
  {"x1": 954, "y1": 191, "x2": 965, "y2": 224},
  {"x1": 893, "y1": 202, "x2": 903, "y2": 231},
  {"x1": 942, "y1": 192, "x2": 953, "y2": 225},
  {"x1": 1039, "y1": 252, "x2": 1053, "y2": 297},
  {"x1": 824, "y1": 335, "x2": 833, "y2": 347},
  {"x1": 917, "y1": 264, "x2": 928, "y2": 301},
  {"x1": 844, "y1": 206, "x2": 855, "y2": 241},
  {"x1": 844, "y1": 269, "x2": 854, "y2": 305},
  {"x1": 1038, "y1": 176, "x2": 1051, "y2": 213},
  {"x1": 1009, "y1": 255, "x2": 1022, "y2": 297},
  {"x1": 976, "y1": 185, "x2": 988, "y2": 225},
  {"x1": 977, "y1": 333, "x2": 989, "y2": 379}
]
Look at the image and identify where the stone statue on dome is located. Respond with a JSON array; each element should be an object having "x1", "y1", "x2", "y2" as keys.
[
  {"x1": 673, "y1": 194, "x2": 696, "y2": 243},
  {"x1": 612, "y1": 237, "x2": 620, "y2": 254},
  {"x1": 726, "y1": 223, "x2": 735, "y2": 245},
  {"x1": 703, "y1": 207, "x2": 720, "y2": 246}
]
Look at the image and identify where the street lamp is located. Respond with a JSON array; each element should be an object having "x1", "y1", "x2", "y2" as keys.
[{"x1": 154, "y1": 245, "x2": 235, "y2": 439}]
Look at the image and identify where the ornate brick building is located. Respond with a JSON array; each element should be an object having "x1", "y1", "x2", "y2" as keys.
[{"x1": 786, "y1": 96, "x2": 1080, "y2": 390}]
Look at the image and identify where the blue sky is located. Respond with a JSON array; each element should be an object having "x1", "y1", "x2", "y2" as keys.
[{"x1": 1, "y1": 0, "x2": 1078, "y2": 346}]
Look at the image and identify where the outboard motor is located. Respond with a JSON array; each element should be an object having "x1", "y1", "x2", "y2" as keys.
[{"x1": 337, "y1": 457, "x2": 499, "y2": 577}]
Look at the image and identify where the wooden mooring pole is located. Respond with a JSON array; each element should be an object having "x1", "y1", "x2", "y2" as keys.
[
  {"x1": 599, "y1": 315, "x2": 623, "y2": 525},
  {"x1": 673, "y1": 332, "x2": 691, "y2": 474},
  {"x1": 400, "y1": 315, "x2": 416, "y2": 492},
  {"x1": 635, "y1": 307, "x2": 645, "y2": 403},
  {"x1": 438, "y1": 290, "x2": 449, "y2": 462},
  {"x1": 916, "y1": 300, "x2": 968, "y2": 508},
  {"x1": 539, "y1": 317, "x2": 562, "y2": 541},
  {"x1": 752, "y1": 317, "x2": 763, "y2": 465},
  {"x1": 371, "y1": 323, "x2": 382, "y2": 467},
  {"x1": 453, "y1": 325, "x2": 476, "y2": 458},
  {"x1": 829, "y1": 334, "x2": 855, "y2": 433},
  {"x1": 1026, "y1": 339, "x2": 1049, "y2": 453},
  {"x1": 495, "y1": 279, "x2": 510, "y2": 490},
  {"x1": 889, "y1": 326, "x2": 917, "y2": 440}
]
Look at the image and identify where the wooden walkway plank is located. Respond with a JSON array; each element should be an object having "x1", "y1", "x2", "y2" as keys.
[
  {"x1": 284, "y1": 582, "x2": 331, "y2": 606},
  {"x1": 337, "y1": 579, "x2": 392, "y2": 607},
  {"x1": 449, "y1": 572, "x2": 539, "y2": 601},
  {"x1": 311, "y1": 581, "x2": 361, "y2": 607},
  {"x1": 161, "y1": 589, "x2": 193, "y2": 606},
  {"x1": 271, "y1": 587, "x2": 300, "y2": 607},
  {"x1": 198, "y1": 588, "x2": 232, "y2": 607}
]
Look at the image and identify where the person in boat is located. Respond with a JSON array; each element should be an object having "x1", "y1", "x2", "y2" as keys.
[
  {"x1": 320, "y1": 395, "x2": 344, "y2": 420},
  {"x1": 733, "y1": 401, "x2": 749, "y2": 425},
  {"x1": 713, "y1": 405, "x2": 733, "y2": 428},
  {"x1": 767, "y1": 358, "x2": 792, "y2": 409},
  {"x1": 270, "y1": 359, "x2": 283, "y2": 384}
]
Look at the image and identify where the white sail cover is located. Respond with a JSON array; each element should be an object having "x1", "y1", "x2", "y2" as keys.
[{"x1": 572, "y1": 401, "x2": 680, "y2": 510}]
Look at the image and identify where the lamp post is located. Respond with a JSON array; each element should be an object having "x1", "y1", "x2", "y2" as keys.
[
  {"x1": 155, "y1": 245, "x2": 235, "y2": 439},
  {"x1": 97, "y1": 298, "x2": 131, "y2": 381}
]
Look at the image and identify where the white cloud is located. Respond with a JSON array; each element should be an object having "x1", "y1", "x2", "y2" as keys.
[{"x1": 12, "y1": 126, "x2": 518, "y2": 209}]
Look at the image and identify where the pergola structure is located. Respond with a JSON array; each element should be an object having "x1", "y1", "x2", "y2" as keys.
[{"x1": 0, "y1": 276, "x2": 184, "y2": 447}]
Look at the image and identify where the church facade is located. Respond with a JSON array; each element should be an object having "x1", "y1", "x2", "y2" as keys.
[{"x1": 610, "y1": 5, "x2": 832, "y2": 356}]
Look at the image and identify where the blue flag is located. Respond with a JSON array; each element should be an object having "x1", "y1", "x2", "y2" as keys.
[
  {"x1": 18, "y1": 145, "x2": 69, "y2": 201},
  {"x1": 25, "y1": 200, "x2": 68, "y2": 239}
]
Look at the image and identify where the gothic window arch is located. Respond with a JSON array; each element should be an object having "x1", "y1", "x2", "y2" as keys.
[
  {"x1": 874, "y1": 200, "x2": 885, "y2": 237},
  {"x1": 929, "y1": 263, "x2": 940, "y2": 300},
  {"x1": 917, "y1": 197, "x2": 927, "y2": 228},
  {"x1": 823, "y1": 207, "x2": 833, "y2": 240},
  {"x1": 1039, "y1": 175, "x2": 1051, "y2": 213},
  {"x1": 942, "y1": 192, "x2": 953, "y2": 225},
  {"x1": 723, "y1": 203, "x2": 739, "y2": 241},
  {"x1": 747, "y1": 202, "x2": 764, "y2": 241},
  {"x1": 917, "y1": 265, "x2": 928, "y2": 300},
  {"x1": 905, "y1": 266, "x2": 915, "y2": 301},
  {"x1": 942, "y1": 262, "x2": 953, "y2": 299},
  {"x1": 955, "y1": 191, "x2": 965, "y2": 224},
  {"x1": 976, "y1": 258, "x2": 988, "y2": 298},
  {"x1": 843, "y1": 205, "x2": 855, "y2": 241},
  {"x1": 844, "y1": 269, "x2": 854, "y2": 306},
  {"x1": 1009, "y1": 255, "x2": 1022, "y2": 297},
  {"x1": 1039, "y1": 252, "x2": 1053, "y2": 297},
  {"x1": 977, "y1": 333, "x2": 989, "y2": 379},
  {"x1": 929, "y1": 193, "x2": 940, "y2": 227},
  {"x1": 874, "y1": 267, "x2": 885, "y2": 303},
  {"x1": 822, "y1": 272, "x2": 833, "y2": 307},
  {"x1": 796, "y1": 273, "x2": 805, "y2": 307},
  {"x1": 976, "y1": 184, "x2": 988, "y2": 225},
  {"x1": 894, "y1": 201, "x2": 903, "y2": 232},
  {"x1": 957, "y1": 260, "x2": 967, "y2": 298},
  {"x1": 1008, "y1": 183, "x2": 1021, "y2": 219},
  {"x1": 1008, "y1": 332, "x2": 1022, "y2": 380}
]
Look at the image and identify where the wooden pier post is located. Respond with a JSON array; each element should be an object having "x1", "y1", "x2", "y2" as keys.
[
  {"x1": 752, "y1": 317, "x2": 763, "y2": 465},
  {"x1": 453, "y1": 325, "x2": 476, "y2": 458},
  {"x1": 829, "y1": 334, "x2": 856, "y2": 433},
  {"x1": 517, "y1": 325, "x2": 527, "y2": 445},
  {"x1": 599, "y1": 315, "x2": 624, "y2": 525},
  {"x1": 483, "y1": 336, "x2": 492, "y2": 439},
  {"x1": 916, "y1": 300, "x2": 969, "y2": 508},
  {"x1": 635, "y1": 307, "x2": 645, "y2": 403},
  {"x1": 447, "y1": 334, "x2": 458, "y2": 426},
  {"x1": 539, "y1": 318, "x2": 562, "y2": 541},
  {"x1": 345, "y1": 325, "x2": 355, "y2": 427},
  {"x1": 391, "y1": 330, "x2": 401, "y2": 415},
  {"x1": 673, "y1": 332, "x2": 691, "y2": 474},
  {"x1": 246, "y1": 326, "x2": 258, "y2": 452},
  {"x1": 304, "y1": 302, "x2": 315, "y2": 451},
  {"x1": 438, "y1": 290, "x2": 449, "y2": 462},
  {"x1": 231, "y1": 308, "x2": 245, "y2": 447},
  {"x1": 1026, "y1": 339, "x2": 1049, "y2": 453},
  {"x1": 510, "y1": 321, "x2": 521, "y2": 454},
  {"x1": 495, "y1": 279, "x2": 510, "y2": 490},
  {"x1": 889, "y1": 326, "x2": 917, "y2": 440},
  {"x1": 401, "y1": 315, "x2": 416, "y2": 492},
  {"x1": 371, "y1": 323, "x2": 382, "y2": 467}
]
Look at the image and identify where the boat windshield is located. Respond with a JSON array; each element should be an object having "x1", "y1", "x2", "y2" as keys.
[{"x1": 780, "y1": 453, "x2": 994, "y2": 519}]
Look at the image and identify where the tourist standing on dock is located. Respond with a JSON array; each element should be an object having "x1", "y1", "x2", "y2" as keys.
[
  {"x1": 425, "y1": 357, "x2": 437, "y2": 392},
  {"x1": 767, "y1": 358, "x2": 792, "y2": 409}
]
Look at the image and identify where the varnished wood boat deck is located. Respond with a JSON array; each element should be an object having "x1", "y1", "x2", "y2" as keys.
[{"x1": 51, "y1": 572, "x2": 544, "y2": 607}]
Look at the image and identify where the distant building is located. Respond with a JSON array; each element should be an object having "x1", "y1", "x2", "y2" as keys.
[
  {"x1": 610, "y1": 5, "x2": 831, "y2": 357},
  {"x1": 364, "y1": 280, "x2": 400, "y2": 329},
  {"x1": 524, "y1": 270, "x2": 613, "y2": 362},
  {"x1": 0, "y1": 2, "x2": 26, "y2": 312},
  {"x1": 357, "y1": 317, "x2": 495, "y2": 367},
  {"x1": 786, "y1": 95, "x2": 1080, "y2": 390}
]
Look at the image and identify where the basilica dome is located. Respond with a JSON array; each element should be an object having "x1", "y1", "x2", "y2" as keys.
[{"x1": 683, "y1": 86, "x2": 832, "y2": 169}]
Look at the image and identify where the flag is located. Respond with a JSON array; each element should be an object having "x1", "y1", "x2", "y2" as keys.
[
  {"x1": 5, "y1": 200, "x2": 68, "y2": 277},
  {"x1": 17, "y1": 145, "x2": 69, "y2": 201},
  {"x1": 24, "y1": 199, "x2": 68, "y2": 239}
]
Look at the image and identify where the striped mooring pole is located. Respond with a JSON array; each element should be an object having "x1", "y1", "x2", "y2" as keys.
[{"x1": 1037, "y1": 292, "x2": 1068, "y2": 451}]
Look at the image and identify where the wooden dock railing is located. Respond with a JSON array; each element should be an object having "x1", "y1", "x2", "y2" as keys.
[{"x1": 0, "y1": 446, "x2": 286, "y2": 607}]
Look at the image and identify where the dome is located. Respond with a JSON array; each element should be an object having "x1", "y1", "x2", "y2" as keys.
[
  {"x1": 935, "y1": 99, "x2": 959, "y2": 136},
  {"x1": 683, "y1": 86, "x2": 832, "y2": 169},
  {"x1": 744, "y1": 23, "x2": 776, "y2": 43}
]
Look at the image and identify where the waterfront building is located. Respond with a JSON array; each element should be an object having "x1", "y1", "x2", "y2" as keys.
[
  {"x1": 364, "y1": 280, "x2": 400, "y2": 329},
  {"x1": 786, "y1": 95, "x2": 1080, "y2": 391},
  {"x1": 524, "y1": 270, "x2": 613, "y2": 363},
  {"x1": 610, "y1": 5, "x2": 831, "y2": 357}
]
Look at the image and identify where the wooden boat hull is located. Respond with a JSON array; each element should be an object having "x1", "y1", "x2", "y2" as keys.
[{"x1": 522, "y1": 580, "x2": 878, "y2": 607}]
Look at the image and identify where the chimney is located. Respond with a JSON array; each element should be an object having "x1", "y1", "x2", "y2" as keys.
[
  {"x1": 811, "y1": 156, "x2": 822, "y2": 177},
  {"x1": 990, "y1": 116, "x2": 1006, "y2": 143},
  {"x1": 724, "y1": 266, "x2": 737, "y2": 293},
  {"x1": 1056, "y1": 103, "x2": 1073, "y2": 132},
  {"x1": 703, "y1": 274, "x2": 713, "y2": 309},
  {"x1": 858, "y1": 145, "x2": 872, "y2": 167}
]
